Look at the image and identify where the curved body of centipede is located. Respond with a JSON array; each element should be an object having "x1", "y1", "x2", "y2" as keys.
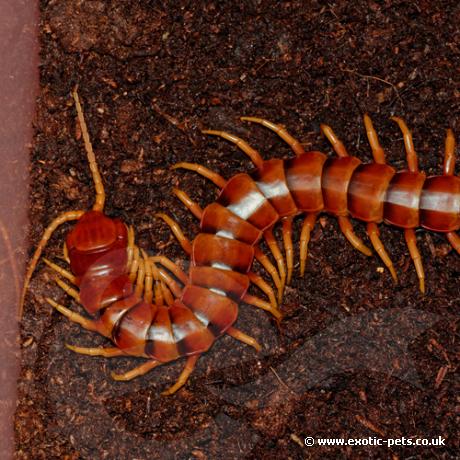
[
  {"x1": 160, "y1": 113, "x2": 459, "y2": 319},
  {"x1": 21, "y1": 91, "x2": 274, "y2": 396}
]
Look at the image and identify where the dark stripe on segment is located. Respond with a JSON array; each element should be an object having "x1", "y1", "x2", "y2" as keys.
[
  {"x1": 285, "y1": 151, "x2": 327, "y2": 212},
  {"x1": 321, "y1": 157, "x2": 361, "y2": 215},
  {"x1": 348, "y1": 163, "x2": 395, "y2": 222},
  {"x1": 201, "y1": 202, "x2": 262, "y2": 244},
  {"x1": 420, "y1": 175, "x2": 460, "y2": 232},
  {"x1": 169, "y1": 300, "x2": 215, "y2": 356},
  {"x1": 99, "y1": 293, "x2": 141, "y2": 339},
  {"x1": 113, "y1": 300, "x2": 155, "y2": 356},
  {"x1": 384, "y1": 171, "x2": 426, "y2": 228},
  {"x1": 190, "y1": 266, "x2": 250, "y2": 301},
  {"x1": 192, "y1": 233, "x2": 254, "y2": 273},
  {"x1": 145, "y1": 306, "x2": 180, "y2": 362},
  {"x1": 217, "y1": 173, "x2": 279, "y2": 230},
  {"x1": 251, "y1": 159, "x2": 298, "y2": 217},
  {"x1": 181, "y1": 285, "x2": 238, "y2": 337}
]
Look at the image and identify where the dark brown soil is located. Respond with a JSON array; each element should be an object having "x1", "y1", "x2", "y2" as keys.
[{"x1": 16, "y1": 1, "x2": 459, "y2": 459}]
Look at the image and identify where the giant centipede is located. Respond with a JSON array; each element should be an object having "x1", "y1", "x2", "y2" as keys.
[{"x1": 21, "y1": 92, "x2": 459, "y2": 395}]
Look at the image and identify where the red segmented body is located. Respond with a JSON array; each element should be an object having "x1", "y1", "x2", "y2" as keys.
[{"x1": 21, "y1": 93, "x2": 459, "y2": 395}]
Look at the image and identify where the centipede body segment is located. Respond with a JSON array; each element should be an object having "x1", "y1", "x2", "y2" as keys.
[{"x1": 21, "y1": 90, "x2": 459, "y2": 395}]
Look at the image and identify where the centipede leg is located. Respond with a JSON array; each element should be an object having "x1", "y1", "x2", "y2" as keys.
[
  {"x1": 338, "y1": 216, "x2": 373, "y2": 256},
  {"x1": 151, "y1": 255, "x2": 188, "y2": 285},
  {"x1": 299, "y1": 213, "x2": 317, "y2": 277},
  {"x1": 173, "y1": 188, "x2": 204, "y2": 220},
  {"x1": 157, "y1": 268, "x2": 183, "y2": 298},
  {"x1": 320, "y1": 123, "x2": 349, "y2": 157},
  {"x1": 226, "y1": 326, "x2": 261, "y2": 352},
  {"x1": 134, "y1": 257, "x2": 146, "y2": 297},
  {"x1": 172, "y1": 162, "x2": 226, "y2": 188},
  {"x1": 242, "y1": 293, "x2": 282, "y2": 321},
  {"x1": 282, "y1": 217, "x2": 294, "y2": 285},
  {"x1": 155, "y1": 213, "x2": 192, "y2": 255},
  {"x1": 367, "y1": 223, "x2": 398, "y2": 282},
  {"x1": 263, "y1": 229, "x2": 286, "y2": 303},
  {"x1": 364, "y1": 114, "x2": 386, "y2": 164},
  {"x1": 111, "y1": 360, "x2": 161, "y2": 382},
  {"x1": 160, "y1": 282, "x2": 175, "y2": 306},
  {"x1": 390, "y1": 117, "x2": 419, "y2": 172},
  {"x1": 66, "y1": 344, "x2": 126, "y2": 358},
  {"x1": 443, "y1": 128, "x2": 456, "y2": 176},
  {"x1": 161, "y1": 354, "x2": 201, "y2": 395},
  {"x1": 254, "y1": 248, "x2": 283, "y2": 301},
  {"x1": 53, "y1": 276, "x2": 81, "y2": 302},
  {"x1": 404, "y1": 229, "x2": 425, "y2": 293},
  {"x1": 46, "y1": 297, "x2": 103, "y2": 334},
  {"x1": 129, "y1": 246, "x2": 141, "y2": 282},
  {"x1": 62, "y1": 241, "x2": 70, "y2": 263},
  {"x1": 126, "y1": 226, "x2": 135, "y2": 268},
  {"x1": 43, "y1": 258, "x2": 76, "y2": 284},
  {"x1": 143, "y1": 252, "x2": 153, "y2": 304},
  {"x1": 202, "y1": 130, "x2": 264, "y2": 168},
  {"x1": 240, "y1": 117, "x2": 305, "y2": 156},
  {"x1": 20, "y1": 209, "x2": 85, "y2": 317},
  {"x1": 247, "y1": 271, "x2": 277, "y2": 310},
  {"x1": 447, "y1": 232, "x2": 460, "y2": 255}
]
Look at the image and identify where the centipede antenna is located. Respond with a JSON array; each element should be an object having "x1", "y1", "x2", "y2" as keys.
[
  {"x1": 19, "y1": 210, "x2": 84, "y2": 318},
  {"x1": 202, "y1": 129, "x2": 265, "y2": 168},
  {"x1": 241, "y1": 117, "x2": 306, "y2": 156},
  {"x1": 72, "y1": 89, "x2": 106, "y2": 212},
  {"x1": 443, "y1": 128, "x2": 456, "y2": 176}
]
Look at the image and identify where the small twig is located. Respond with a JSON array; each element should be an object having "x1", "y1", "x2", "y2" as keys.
[
  {"x1": 343, "y1": 69, "x2": 403, "y2": 106},
  {"x1": 355, "y1": 414, "x2": 386, "y2": 436}
]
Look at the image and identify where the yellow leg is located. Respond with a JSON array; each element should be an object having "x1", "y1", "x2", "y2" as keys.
[
  {"x1": 157, "y1": 269, "x2": 183, "y2": 298},
  {"x1": 254, "y1": 248, "x2": 283, "y2": 302},
  {"x1": 62, "y1": 241, "x2": 70, "y2": 263},
  {"x1": 143, "y1": 251, "x2": 153, "y2": 304},
  {"x1": 134, "y1": 256, "x2": 146, "y2": 298},
  {"x1": 247, "y1": 271, "x2": 277, "y2": 310},
  {"x1": 43, "y1": 258, "x2": 76, "y2": 284},
  {"x1": 155, "y1": 213, "x2": 192, "y2": 255},
  {"x1": 46, "y1": 297, "x2": 102, "y2": 334},
  {"x1": 404, "y1": 229, "x2": 425, "y2": 293},
  {"x1": 363, "y1": 114, "x2": 386, "y2": 164},
  {"x1": 53, "y1": 276, "x2": 80, "y2": 302},
  {"x1": 172, "y1": 162, "x2": 226, "y2": 188},
  {"x1": 151, "y1": 255, "x2": 188, "y2": 285},
  {"x1": 66, "y1": 344, "x2": 125, "y2": 357},
  {"x1": 320, "y1": 123, "x2": 349, "y2": 157},
  {"x1": 444, "y1": 128, "x2": 456, "y2": 176},
  {"x1": 20, "y1": 210, "x2": 85, "y2": 317},
  {"x1": 240, "y1": 117, "x2": 305, "y2": 156},
  {"x1": 160, "y1": 282, "x2": 175, "y2": 306},
  {"x1": 264, "y1": 228, "x2": 286, "y2": 303},
  {"x1": 172, "y1": 188, "x2": 203, "y2": 220},
  {"x1": 390, "y1": 117, "x2": 419, "y2": 172},
  {"x1": 111, "y1": 360, "x2": 160, "y2": 381},
  {"x1": 72, "y1": 90, "x2": 105, "y2": 212},
  {"x1": 129, "y1": 246, "x2": 141, "y2": 282},
  {"x1": 367, "y1": 223, "x2": 398, "y2": 282},
  {"x1": 227, "y1": 326, "x2": 261, "y2": 352},
  {"x1": 202, "y1": 130, "x2": 264, "y2": 168},
  {"x1": 299, "y1": 213, "x2": 317, "y2": 276},
  {"x1": 338, "y1": 216, "x2": 372, "y2": 256},
  {"x1": 242, "y1": 293, "x2": 282, "y2": 321},
  {"x1": 282, "y1": 217, "x2": 294, "y2": 285},
  {"x1": 161, "y1": 355, "x2": 200, "y2": 395},
  {"x1": 447, "y1": 232, "x2": 460, "y2": 254}
]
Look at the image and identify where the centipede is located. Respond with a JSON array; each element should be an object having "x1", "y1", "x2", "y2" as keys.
[{"x1": 21, "y1": 91, "x2": 459, "y2": 395}]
